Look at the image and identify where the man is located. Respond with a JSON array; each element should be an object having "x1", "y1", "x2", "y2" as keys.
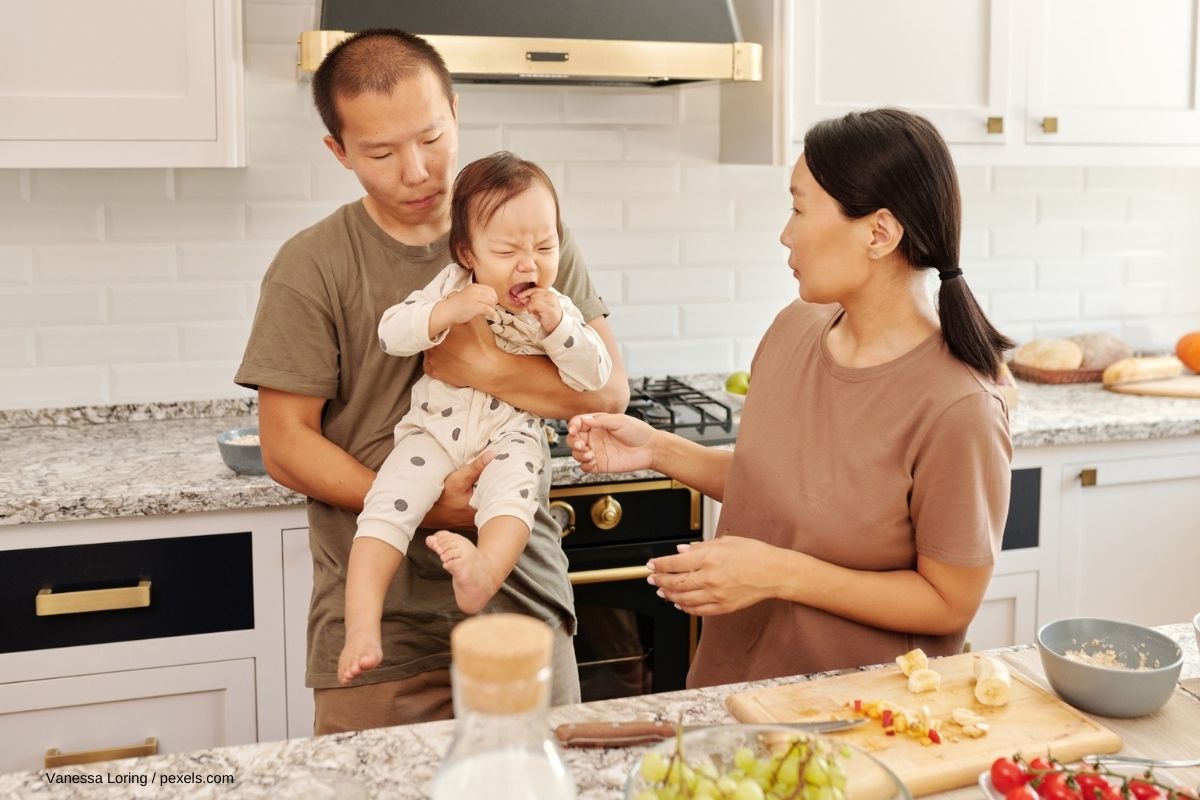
[{"x1": 235, "y1": 29, "x2": 628, "y2": 735}]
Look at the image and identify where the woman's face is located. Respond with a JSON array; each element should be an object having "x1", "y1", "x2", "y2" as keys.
[{"x1": 779, "y1": 156, "x2": 871, "y2": 304}]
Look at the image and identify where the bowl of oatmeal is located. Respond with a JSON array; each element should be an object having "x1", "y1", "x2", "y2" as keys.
[
  {"x1": 1037, "y1": 617, "x2": 1182, "y2": 718},
  {"x1": 216, "y1": 426, "x2": 266, "y2": 476}
]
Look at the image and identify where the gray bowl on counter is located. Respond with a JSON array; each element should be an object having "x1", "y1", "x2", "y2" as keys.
[
  {"x1": 216, "y1": 426, "x2": 266, "y2": 476},
  {"x1": 1036, "y1": 617, "x2": 1182, "y2": 718}
]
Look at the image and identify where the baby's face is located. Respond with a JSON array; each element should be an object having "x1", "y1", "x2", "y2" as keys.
[{"x1": 466, "y1": 183, "x2": 559, "y2": 313}]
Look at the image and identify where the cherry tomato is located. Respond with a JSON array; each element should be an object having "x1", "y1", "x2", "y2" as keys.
[
  {"x1": 1046, "y1": 784, "x2": 1082, "y2": 800},
  {"x1": 1075, "y1": 772, "x2": 1109, "y2": 799},
  {"x1": 992, "y1": 758, "x2": 1031, "y2": 794},
  {"x1": 1029, "y1": 758, "x2": 1058, "y2": 774},
  {"x1": 1129, "y1": 780, "x2": 1162, "y2": 800},
  {"x1": 1007, "y1": 787, "x2": 1040, "y2": 800},
  {"x1": 1037, "y1": 773, "x2": 1069, "y2": 798}
]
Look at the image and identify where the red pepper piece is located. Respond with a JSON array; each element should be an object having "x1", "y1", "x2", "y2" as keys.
[
  {"x1": 881, "y1": 709, "x2": 893, "y2": 727},
  {"x1": 928, "y1": 728, "x2": 941, "y2": 744}
]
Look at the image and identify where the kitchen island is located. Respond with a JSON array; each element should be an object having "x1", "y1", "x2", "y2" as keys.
[{"x1": 1, "y1": 622, "x2": 1197, "y2": 799}]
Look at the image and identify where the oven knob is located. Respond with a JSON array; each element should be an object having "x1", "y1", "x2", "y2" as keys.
[
  {"x1": 590, "y1": 495, "x2": 622, "y2": 530},
  {"x1": 549, "y1": 500, "x2": 576, "y2": 538}
]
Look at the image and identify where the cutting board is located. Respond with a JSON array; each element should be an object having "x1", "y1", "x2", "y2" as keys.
[
  {"x1": 1106, "y1": 374, "x2": 1200, "y2": 397},
  {"x1": 725, "y1": 652, "x2": 1121, "y2": 797}
]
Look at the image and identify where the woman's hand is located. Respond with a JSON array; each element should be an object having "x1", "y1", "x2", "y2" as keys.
[
  {"x1": 647, "y1": 537, "x2": 786, "y2": 616},
  {"x1": 566, "y1": 412, "x2": 658, "y2": 474}
]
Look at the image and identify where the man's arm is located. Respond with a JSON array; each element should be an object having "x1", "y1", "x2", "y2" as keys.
[
  {"x1": 258, "y1": 387, "x2": 479, "y2": 528},
  {"x1": 422, "y1": 314, "x2": 629, "y2": 418}
]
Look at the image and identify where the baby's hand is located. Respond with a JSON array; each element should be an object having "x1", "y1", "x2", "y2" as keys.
[
  {"x1": 442, "y1": 284, "x2": 499, "y2": 325},
  {"x1": 522, "y1": 287, "x2": 563, "y2": 333}
]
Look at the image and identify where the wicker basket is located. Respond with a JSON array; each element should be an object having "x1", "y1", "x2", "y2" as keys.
[{"x1": 1009, "y1": 361, "x2": 1104, "y2": 384}]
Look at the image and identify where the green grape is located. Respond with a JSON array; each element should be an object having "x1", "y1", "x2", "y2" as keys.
[
  {"x1": 717, "y1": 774, "x2": 739, "y2": 794},
  {"x1": 734, "y1": 746, "x2": 758, "y2": 773},
  {"x1": 634, "y1": 791, "x2": 660, "y2": 800},
  {"x1": 804, "y1": 755, "x2": 831, "y2": 787},
  {"x1": 641, "y1": 751, "x2": 670, "y2": 783}
]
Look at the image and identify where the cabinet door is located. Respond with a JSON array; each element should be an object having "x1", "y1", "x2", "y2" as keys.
[
  {"x1": 0, "y1": 659, "x2": 256, "y2": 774},
  {"x1": 0, "y1": 0, "x2": 244, "y2": 167},
  {"x1": 1060, "y1": 453, "x2": 1200, "y2": 626},
  {"x1": 791, "y1": 0, "x2": 1012, "y2": 147},
  {"x1": 966, "y1": 571, "x2": 1038, "y2": 651},
  {"x1": 1026, "y1": 0, "x2": 1200, "y2": 145},
  {"x1": 282, "y1": 527, "x2": 315, "y2": 739}
]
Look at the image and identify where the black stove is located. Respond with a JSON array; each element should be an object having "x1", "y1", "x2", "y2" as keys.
[{"x1": 546, "y1": 376, "x2": 738, "y2": 458}]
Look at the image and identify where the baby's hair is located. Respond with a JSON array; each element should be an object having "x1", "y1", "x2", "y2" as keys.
[{"x1": 449, "y1": 152, "x2": 563, "y2": 267}]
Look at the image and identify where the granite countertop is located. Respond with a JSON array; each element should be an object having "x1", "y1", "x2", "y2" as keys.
[
  {"x1": 1, "y1": 623, "x2": 1196, "y2": 799},
  {"x1": 2, "y1": 376, "x2": 1200, "y2": 526}
]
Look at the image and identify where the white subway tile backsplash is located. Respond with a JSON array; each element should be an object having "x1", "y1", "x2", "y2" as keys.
[
  {"x1": 244, "y1": 82, "x2": 314, "y2": 121},
  {"x1": 573, "y1": 233, "x2": 677, "y2": 267},
  {"x1": 0, "y1": 170, "x2": 24, "y2": 201},
  {"x1": 559, "y1": 196, "x2": 623, "y2": 231},
  {"x1": 177, "y1": 164, "x2": 311, "y2": 201},
  {"x1": 0, "y1": 332, "x2": 32, "y2": 368},
  {"x1": 960, "y1": 229, "x2": 990, "y2": 260},
  {"x1": 1034, "y1": 320, "x2": 1124, "y2": 340},
  {"x1": 110, "y1": 361, "x2": 249, "y2": 404},
  {"x1": 0, "y1": 247, "x2": 32, "y2": 285},
  {"x1": 108, "y1": 285, "x2": 248, "y2": 323},
  {"x1": 626, "y1": 197, "x2": 732, "y2": 231},
  {"x1": 993, "y1": 167, "x2": 1084, "y2": 193},
  {"x1": 180, "y1": 321, "x2": 255, "y2": 360},
  {"x1": 36, "y1": 325, "x2": 178, "y2": 366},
  {"x1": 1036, "y1": 258, "x2": 1124, "y2": 290},
  {"x1": 735, "y1": 197, "x2": 789, "y2": 231},
  {"x1": 0, "y1": 367, "x2": 106, "y2": 409},
  {"x1": 1125, "y1": 256, "x2": 1188, "y2": 286},
  {"x1": 960, "y1": 261, "x2": 1036, "y2": 291},
  {"x1": 623, "y1": 339, "x2": 733, "y2": 377},
  {"x1": 1083, "y1": 289, "x2": 1167, "y2": 318},
  {"x1": 249, "y1": 121, "x2": 332, "y2": 162},
  {"x1": 735, "y1": 267, "x2": 797, "y2": 300},
  {"x1": 245, "y1": 42, "x2": 304, "y2": 83},
  {"x1": 1168, "y1": 289, "x2": 1200, "y2": 315},
  {"x1": 626, "y1": 125, "x2": 720, "y2": 162},
  {"x1": 34, "y1": 245, "x2": 175, "y2": 284},
  {"x1": 243, "y1": 2, "x2": 316, "y2": 42},
  {"x1": 992, "y1": 227, "x2": 1083, "y2": 259},
  {"x1": 178, "y1": 243, "x2": 280, "y2": 281},
  {"x1": 107, "y1": 203, "x2": 245, "y2": 242},
  {"x1": 506, "y1": 128, "x2": 624, "y2": 161},
  {"x1": 962, "y1": 194, "x2": 1036, "y2": 228},
  {"x1": 567, "y1": 164, "x2": 678, "y2": 195},
  {"x1": 458, "y1": 87, "x2": 566, "y2": 125},
  {"x1": 1083, "y1": 224, "x2": 1170, "y2": 256},
  {"x1": 682, "y1": 301, "x2": 784, "y2": 337},
  {"x1": 1039, "y1": 193, "x2": 1127, "y2": 225},
  {"x1": 990, "y1": 291, "x2": 1080, "y2": 322},
  {"x1": 587, "y1": 271, "x2": 623, "y2": 307},
  {"x1": 0, "y1": 205, "x2": 101, "y2": 243},
  {"x1": 565, "y1": 90, "x2": 678, "y2": 125},
  {"x1": 458, "y1": 127, "x2": 506, "y2": 166},
  {"x1": 1086, "y1": 167, "x2": 1176, "y2": 192},
  {"x1": 684, "y1": 164, "x2": 788, "y2": 196},
  {"x1": 956, "y1": 166, "x2": 990, "y2": 195},
  {"x1": 0, "y1": 288, "x2": 104, "y2": 327},
  {"x1": 626, "y1": 269, "x2": 733, "y2": 304},
  {"x1": 678, "y1": 85, "x2": 720, "y2": 125},
  {"x1": 311, "y1": 162, "x2": 366, "y2": 201},
  {"x1": 1123, "y1": 316, "x2": 1200, "y2": 351},
  {"x1": 30, "y1": 170, "x2": 170, "y2": 202},
  {"x1": 607, "y1": 305, "x2": 679, "y2": 340},
  {"x1": 247, "y1": 202, "x2": 341, "y2": 240},
  {"x1": 682, "y1": 232, "x2": 786, "y2": 266}
]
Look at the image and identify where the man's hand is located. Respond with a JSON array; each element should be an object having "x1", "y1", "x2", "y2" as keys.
[
  {"x1": 424, "y1": 450, "x2": 495, "y2": 529},
  {"x1": 423, "y1": 315, "x2": 506, "y2": 389},
  {"x1": 521, "y1": 287, "x2": 563, "y2": 333}
]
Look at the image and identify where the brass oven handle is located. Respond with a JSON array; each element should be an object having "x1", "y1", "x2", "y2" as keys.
[
  {"x1": 45, "y1": 737, "x2": 158, "y2": 768},
  {"x1": 35, "y1": 579, "x2": 151, "y2": 617},
  {"x1": 550, "y1": 500, "x2": 576, "y2": 537},
  {"x1": 590, "y1": 495, "x2": 622, "y2": 530},
  {"x1": 569, "y1": 565, "x2": 651, "y2": 585}
]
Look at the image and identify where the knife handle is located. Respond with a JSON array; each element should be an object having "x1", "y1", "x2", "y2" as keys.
[{"x1": 554, "y1": 720, "x2": 676, "y2": 748}]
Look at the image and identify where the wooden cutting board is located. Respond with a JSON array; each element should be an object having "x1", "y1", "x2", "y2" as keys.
[
  {"x1": 1106, "y1": 374, "x2": 1200, "y2": 397},
  {"x1": 725, "y1": 652, "x2": 1121, "y2": 797}
]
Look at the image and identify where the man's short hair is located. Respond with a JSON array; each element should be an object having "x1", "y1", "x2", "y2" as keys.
[{"x1": 312, "y1": 29, "x2": 454, "y2": 145}]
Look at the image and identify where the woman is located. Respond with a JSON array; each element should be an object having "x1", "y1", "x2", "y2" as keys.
[{"x1": 567, "y1": 108, "x2": 1014, "y2": 686}]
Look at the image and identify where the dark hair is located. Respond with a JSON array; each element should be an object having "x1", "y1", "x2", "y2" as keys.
[
  {"x1": 311, "y1": 29, "x2": 454, "y2": 146},
  {"x1": 449, "y1": 152, "x2": 563, "y2": 267},
  {"x1": 802, "y1": 107, "x2": 1014, "y2": 379}
]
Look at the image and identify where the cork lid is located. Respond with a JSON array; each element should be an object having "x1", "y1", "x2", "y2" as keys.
[{"x1": 451, "y1": 614, "x2": 553, "y2": 714}]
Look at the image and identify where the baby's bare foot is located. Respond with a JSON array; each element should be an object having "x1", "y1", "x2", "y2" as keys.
[
  {"x1": 427, "y1": 530, "x2": 498, "y2": 615},
  {"x1": 338, "y1": 631, "x2": 382, "y2": 685}
]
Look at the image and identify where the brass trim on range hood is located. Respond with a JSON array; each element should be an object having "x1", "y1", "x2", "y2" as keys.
[{"x1": 297, "y1": 31, "x2": 762, "y2": 85}]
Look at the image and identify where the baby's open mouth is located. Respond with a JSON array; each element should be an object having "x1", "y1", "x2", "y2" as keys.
[{"x1": 508, "y1": 282, "x2": 537, "y2": 303}]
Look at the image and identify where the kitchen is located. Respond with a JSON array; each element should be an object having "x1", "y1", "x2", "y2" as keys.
[{"x1": 3, "y1": 0, "x2": 1200, "y2": 797}]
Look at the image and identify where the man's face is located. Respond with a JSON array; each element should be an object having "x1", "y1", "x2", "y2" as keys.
[{"x1": 324, "y1": 68, "x2": 459, "y2": 229}]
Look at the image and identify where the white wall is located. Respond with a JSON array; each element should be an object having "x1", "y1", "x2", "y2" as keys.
[{"x1": 1, "y1": 0, "x2": 1199, "y2": 410}]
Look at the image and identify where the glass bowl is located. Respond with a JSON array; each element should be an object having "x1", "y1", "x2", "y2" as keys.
[{"x1": 624, "y1": 724, "x2": 910, "y2": 800}]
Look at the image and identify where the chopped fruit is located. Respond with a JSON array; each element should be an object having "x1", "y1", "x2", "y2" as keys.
[
  {"x1": 906, "y1": 668, "x2": 942, "y2": 693},
  {"x1": 950, "y1": 707, "x2": 986, "y2": 727},
  {"x1": 928, "y1": 728, "x2": 941, "y2": 744},
  {"x1": 895, "y1": 647, "x2": 929, "y2": 677},
  {"x1": 973, "y1": 656, "x2": 1012, "y2": 706}
]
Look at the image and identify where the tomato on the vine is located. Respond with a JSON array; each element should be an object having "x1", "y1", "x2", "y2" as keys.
[
  {"x1": 1029, "y1": 757, "x2": 1058, "y2": 774},
  {"x1": 1074, "y1": 772, "x2": 1109, "y2": 799},
  {"x1": 1037, "y1": 772, "x2": 1070, "y2": 798},
  {"x1": 1130, "y1": 780, "x2": 1163, "y2": 800},
  {"x1": 992, "y1": 758, "x2": 1030, "y2": 794},
  {"x1": 1007, "y1": 787, "x2": 1039, "y2": 800}
]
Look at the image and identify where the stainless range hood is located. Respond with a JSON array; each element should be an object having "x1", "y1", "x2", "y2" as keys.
[{"x1": 298, "y1": 0, "x2": 761, "y2": 86}]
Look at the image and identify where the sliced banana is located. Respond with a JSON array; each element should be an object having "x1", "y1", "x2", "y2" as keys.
[
  {"x1": 906, "y1": 668, "x2": 941, "y2": 694},
  {"x1": 950, "y1": 707, "x2": 986, "y2": 727},
  {"x1": 895, "y1": 647, "x2": 929, "y2": 677},
  {"x1": 974, "y1": 656, "x2": 1012, "y2": 707}
]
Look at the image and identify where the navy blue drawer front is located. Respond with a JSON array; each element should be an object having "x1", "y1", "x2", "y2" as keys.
[
  {"x1": 1000, "y1": 468, "x2": 1040, "y2": 552},
  {"x1": 0, "y1": 532, "x2": 254, "y2": 654}
]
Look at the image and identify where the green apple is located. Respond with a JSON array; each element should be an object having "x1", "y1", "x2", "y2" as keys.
[{"x1": 724, "y1": 370, "x2": 750, "y2": 395}]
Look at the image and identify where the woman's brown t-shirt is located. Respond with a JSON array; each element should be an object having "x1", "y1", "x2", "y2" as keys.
[{"x1": 687, "y1": 301, "x2": 1012, "y2": 688}]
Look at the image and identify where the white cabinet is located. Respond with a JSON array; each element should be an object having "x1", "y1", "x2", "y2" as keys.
[
  {"x1": 282, "y1": 526, "x2": 315, "y2": 739},
  {"x1": 966, "y1": 571, "x2": 1038, "y2": 652},
  {"x1": 0, "y1": 0, "x2": 245, "y2": 168},
  {"x1": 1057, "y1": 447, "x2": 1200, "y2": 627}
]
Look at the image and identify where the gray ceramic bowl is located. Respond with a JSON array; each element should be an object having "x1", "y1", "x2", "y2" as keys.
[
  {"x1": 216, "y1": 426, "x2": 266, "y2": 476},
  {"x1": 1037, "y1": 617, "x2": 1182, "y2": 718}
]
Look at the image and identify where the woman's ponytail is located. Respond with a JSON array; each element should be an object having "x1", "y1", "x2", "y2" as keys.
[{"x1": 936, "y1": 273, "x2": 1014, "y2": 379}]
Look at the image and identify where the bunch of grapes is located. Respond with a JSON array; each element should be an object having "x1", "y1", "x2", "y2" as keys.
[{"x1": 632, "y1": 730, "x2": 850, "y2": 800}]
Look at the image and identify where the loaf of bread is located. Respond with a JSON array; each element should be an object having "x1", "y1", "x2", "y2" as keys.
[
  {"x1": 1011, "y1": 338, "x2": 1084, "y2": 370},
  {"x1": 1069, "y1": 332, "x2": 1133, "y2": 370},
  {"x1": 1101, "y1": 355, "x2": 1185, "y2": 386}
]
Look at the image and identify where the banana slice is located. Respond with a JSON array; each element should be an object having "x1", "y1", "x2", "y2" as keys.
[
  {"x1": 950, "y1": 707, "x2": 986, "y2": 727},
  {"x1": 895, "y1": 647, "x2": 929, "y2": 677},
  {"x1": 906, "y1": 668, "x2": 942, "y2": 694},
  {"x1": 974, "y1": 656, "x2": 1012, "y2": 706}
]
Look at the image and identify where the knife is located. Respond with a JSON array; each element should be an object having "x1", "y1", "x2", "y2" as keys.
[{"x1": 554, "y1": 718, "x2": 866, "y2": 748}]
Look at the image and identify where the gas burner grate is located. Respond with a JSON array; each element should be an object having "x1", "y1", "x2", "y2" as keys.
[{"x1": 629, "y1": 376, "x2": 733, "y2": 430}]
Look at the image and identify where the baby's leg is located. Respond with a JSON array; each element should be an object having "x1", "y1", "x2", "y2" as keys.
[
  {"x1": 427, "y1": 432, "x2": 541, "y2": 614},
  {"x1": 341, "y1": 429, "x2": 455, "y2": 684}
]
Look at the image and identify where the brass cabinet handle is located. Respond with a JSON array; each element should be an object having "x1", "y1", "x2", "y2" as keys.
[
  {"x1": 35, "y1": 579, "x2": 151, "y2": 617},
  {"x1": 569, "y1": 565, "x2": 650, "y2": 585},
  {"x1": 1079, "y1": 468, "x2": 1097, "y2": 487},
  {"x1": 1042, "y1": 116, "x2": 1059, "y2": 133},
  {"x1": 590, "y1": 495, "x2": 622, "y2": 530},
  {"x1": 549, "y1": 500, "x2": 576, "y2": 538},
  {"x1": 987, "y1": 116, "x2": 1004, "y2": 134},
  {"x1": 45, "y1": 737, "x2": 158, "y2": 768}
]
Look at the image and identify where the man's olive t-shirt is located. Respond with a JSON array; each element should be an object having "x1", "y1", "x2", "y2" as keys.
[{"x1": 235, "y1": 200, "x2": 606, "y2": 688}]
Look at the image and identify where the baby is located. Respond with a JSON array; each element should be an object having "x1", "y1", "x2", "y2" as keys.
[{"x1": 338, "y1": 151, "x2": 611, "y2": 685}]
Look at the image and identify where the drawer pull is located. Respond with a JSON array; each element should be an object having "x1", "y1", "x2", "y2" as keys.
[
  {"x1": 45, "y1": 736, "x2": 158, "y2": 768},
  {"x1": 569, "y1": 565, "x2": 651, "y2": 585},
  {"x1": 36, "y1": 579, "x2": 151, "y2": 617}
]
